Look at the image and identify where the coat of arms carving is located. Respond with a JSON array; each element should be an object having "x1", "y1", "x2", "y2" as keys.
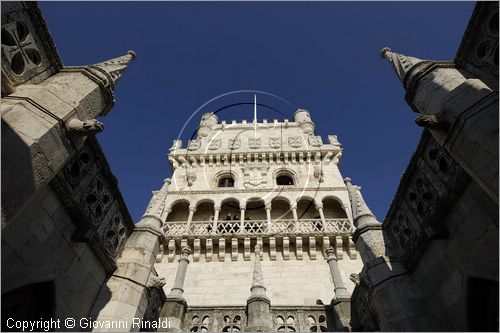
[
  {"x1": 248, "y1": 138, "x2": 261, "y2": 149},
  {"x1": 241, "y1": 162, "x2": 269, "y2": 188},
  {"x1": 208, "y1": 138, "x2": 221, "y2": 150},
  {"x1": 308, "y1": 135, "x2": 322, "y2": 147},
  {"x1": 269, "y1": 136, "x2": 281, "y2": 149},
  {"x1": 288, "y1": 136, "x2": 303, "y2": 148},
  {"x1": 187, "y1": 139, "x2": 201, "y2": 151},
  {"x1": 229, "y1": 138, "x2": 241, "y2": 150}
]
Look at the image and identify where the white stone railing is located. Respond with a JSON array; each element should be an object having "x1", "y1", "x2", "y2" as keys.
[{"x1": 163, "y1": 218, "x2": 354, "y2": 237}]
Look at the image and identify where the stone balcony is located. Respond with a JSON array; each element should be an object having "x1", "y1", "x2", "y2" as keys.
[{"x1": 163, "y1": 218, "x2": 354, "y2": 238}]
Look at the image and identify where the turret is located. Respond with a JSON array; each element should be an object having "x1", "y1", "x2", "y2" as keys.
[
  {"x1": 197, "y1": 112, "x2": 218, "y2": 138},
  {"x1": 293, "y1": 108, "x2": 315, "y2": 134}
]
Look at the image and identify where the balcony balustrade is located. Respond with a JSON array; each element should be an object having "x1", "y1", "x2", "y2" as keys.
[{"x1": 163, "y1": 218, "x2": 354, "y2": 238}]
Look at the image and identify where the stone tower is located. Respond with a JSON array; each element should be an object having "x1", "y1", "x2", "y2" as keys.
[{"x1": 151, "y1": 108, "x2": 364, "y2": 331}]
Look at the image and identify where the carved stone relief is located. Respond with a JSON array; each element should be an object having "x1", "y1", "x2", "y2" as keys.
[
  {"x1": 208, "y1": 138, "x2": 221, "y2": 150},
  {"x1": 241, "y1": 162, "x2": 269, "y2": 188},
  {"x1": 248, "y1": 138, "x2": 261, "y2": 149},
  {"x1": 288, "y1": 136, "x2": 303, "y2": 148},
  {"x1": 308, "y1": 135, "x2": 322, "y2": 147},
  {"x1": 229, "y1": 138, "x2": 241, "y2": 150},
  {"x1": 188, "y1": 139, "x2": 201, "y2": 151},
  {"x1": 269, "y1": 136, "x2": 281, "y2": 149}
]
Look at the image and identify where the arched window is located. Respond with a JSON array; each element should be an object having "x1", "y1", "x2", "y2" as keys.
[
  {"x1": 218, "y1": 176, "x2": 234, "y2": 187},
  {"x1": 276, "y1": 172, "x2": 294, "y2": 186}
]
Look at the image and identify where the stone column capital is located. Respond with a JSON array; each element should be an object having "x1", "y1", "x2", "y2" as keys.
[
  {"x1": 214, "y1": 205, "x2": 221, "y2": 211},
  {"x1": 324, "y1": 246, "x2": 337, "y2": 261},
  {"x1": 315, "y1": 203, "x2": 324, "y2": 209},
  {"x1": 265, "y1": 202, "x2": 272, "y2": 210},
  {"x1": 188, "y1": 206, "x2": 196, "y2": 212},
  {"x1": 180, "y1": 246, "x2": 191, "y2": 258}
]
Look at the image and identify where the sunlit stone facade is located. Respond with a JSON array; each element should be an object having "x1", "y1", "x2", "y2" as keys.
[{"x1": 151, "y1": 109, "x2": 363, "y2": 331}]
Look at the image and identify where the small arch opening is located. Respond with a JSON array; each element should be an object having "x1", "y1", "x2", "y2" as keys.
[
  {"x1": 276, "y1": 171, "x2": 295, "y2": 185},
  {"x1": 218, "y1": 176, "x2": 235, "y2": 188}
]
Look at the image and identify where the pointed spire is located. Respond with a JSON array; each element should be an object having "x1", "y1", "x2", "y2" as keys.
[
  {"x1": 249, "y1": 244, "x2": 268, "y2": 299},
  {"x1": 344, "y1": 177, "x2": 379, "y2": 228},
  {"x1": 380, "y1": 47, "x2": 427, "y2": 86},
  {"x1": 88, "y1": 50, "x2": 136, "y2": 91}
]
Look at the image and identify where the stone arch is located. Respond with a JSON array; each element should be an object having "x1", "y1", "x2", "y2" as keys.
[
  {"x1": 273, "y1": 168, "x2": 298, "y2": 186},
  {"x1": 245, "y1": 197, "x2": 266, "y2": 220},
  {"x1": 214, "y1": 170, "x2": 237, "y2": 188},
  {"x1": 296, "y1": 197, "x2": 319, "y2": 220},
  {"x1": 271, "y1": 197, "x2": 293, "y2": 220},
  {"x1": 220, "y1": 197, "x2": 241, "y2": 221},
  {"x1": 166, "y1": 199, "x2": 190, "y2": 222},
  {"x1": 192, "y1": 199, "x2": 215, "y2": 221},
  {"x1": 321, "y1": 196, "x2": 348, "y2": 218}
]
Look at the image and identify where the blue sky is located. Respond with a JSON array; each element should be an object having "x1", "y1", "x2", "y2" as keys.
[{"x1": 40, "y1": 1, "x2": 475, "y2": 222}]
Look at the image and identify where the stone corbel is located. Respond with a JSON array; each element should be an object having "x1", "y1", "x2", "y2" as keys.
[
  {"x1": 269, "y1": 237, "x2": 276, "y2": 261},
  {"x1": 335, "y1": 235, "x2": 344, "y2": 260},
  {"x1": 231, "y1": 238, "x2": 238, "y2": 261},
  {"x1": 309, "y1": 236, "x2": 317, "y2": 260},
  {"x1": 66, "y1": 118, "x2": 104, "y2": 136},
  {"x1": 156, "y1": 244, "x2": 164, "y2": 263},
  {"x1": 219, "y1": 238, "x2": 225, "y2": 262},
  {"x1": 296, "y1": 236, "x2": 303, "y2": 260},
  {"x1": 168, "y1": 239, "x2": 176, "y2": 263},
  {"x1": 283, "y1": 236, "x2": 290, "y2": 260},
  {"x1": 206, "y1": 239, "x2": 213, "y2": 262},
  {"x1": 244, "y1": 237, "x2": 251, "y2": 261},
  {"x1": 322, "y1": 236, "x2": 330, "y2": 259},
  {"x1": 346, "y1": 235, "x2": 357, "y2": 259},
  {"x1": 193, "y1": 238, "x2": 201, "y2": 262},
  {"x1": 181, "y1": 239, "x2": 188, "y2": 251}
]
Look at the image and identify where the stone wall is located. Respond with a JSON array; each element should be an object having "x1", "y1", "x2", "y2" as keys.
[
  {"x1": 1, "y1": 185, "x2": 107, "y2": 327},
  {"x1": 156, "y1": 248, "x2": 362, "y2": 307}
]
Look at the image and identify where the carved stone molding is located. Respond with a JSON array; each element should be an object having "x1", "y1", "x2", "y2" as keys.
[
  {"x1": 241, "y1": 162, "x2": 270, "y2": 189},
  {"x1": 50, "y1": 137, "x2": 134, "y2": 273}
]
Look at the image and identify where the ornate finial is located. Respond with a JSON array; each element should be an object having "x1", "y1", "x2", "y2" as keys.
[
  {"x1": 345, "y1": 177, "x2": 376, "y2": 227},
  {"x1": 127, "y1": 50, "x2": 137, "y2": 60},
  {"x1": 343, "y1": 177, "x2": 352, "y2": 184},
  {"x1": 380, "y1": 47, "x2": 392, "y2": 58},
  {"x1": 87, "y1": 50, "x2": 136, "y2": 91},
  {"x1": 380, "y1": 47, "x2": 426, "y2": 84}
]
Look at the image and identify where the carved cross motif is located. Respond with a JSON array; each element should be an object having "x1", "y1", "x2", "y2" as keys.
[
  {"x1": 81, "y1": 176, "x2": 112, "y2": 225},
  {"x1": 208, "y1": 138, "x2": 221, "y2": 150},
  {"x1": 100, "y1": 213, "x2": 127, "y2": 254},
  {"x1": 248, "y1": 138, "x2": 261, "y2": 149},
  {"x1": 288, "y1": 136, "x2": 303, "y2": 148},
  {"x1": 269, "y1": 136, "x2": 281, "y2": 149},
  {"x1": 308, "y1": 135, "x2": 322, "y2": 147},
  {"x1": 187, "y1": 139, "x2": 201, "y2": 151},
  {"x1": 1, "y1": 20, "x2": 42, "y2": 76},
  {"x1": 229, "y1": 138, "x2": 241, "y2": 150},
  {"x1": 408, "y1": 177, "x2": 435, "y2": 217},
  {"x1": 392, "y1": 214, "x2": 416, "y2": 252}
]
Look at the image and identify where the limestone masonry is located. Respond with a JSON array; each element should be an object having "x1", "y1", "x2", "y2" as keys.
[{"x1": 1, "y1": 2, "x2": 498, "y2": 332}]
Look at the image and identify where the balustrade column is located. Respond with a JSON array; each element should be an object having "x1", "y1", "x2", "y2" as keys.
[
  {"x1": 265, "y1": 203, "x2": 272, "y2": 229},
  {"x1": 240, "y1": 204, "x2": 246, "y2": 228},
  {"x1": 291, "y1": 204, "x2": 298, "y2": 222},
  {"x1": 186, "y1": 206, "x2": 195, "y2": 231},
  {"x1": 213, "y1": 205, "x2": 220, "y2": 233},
  {"x1": 316, "y1": 203, "x2": 326, "y2": 223}
]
